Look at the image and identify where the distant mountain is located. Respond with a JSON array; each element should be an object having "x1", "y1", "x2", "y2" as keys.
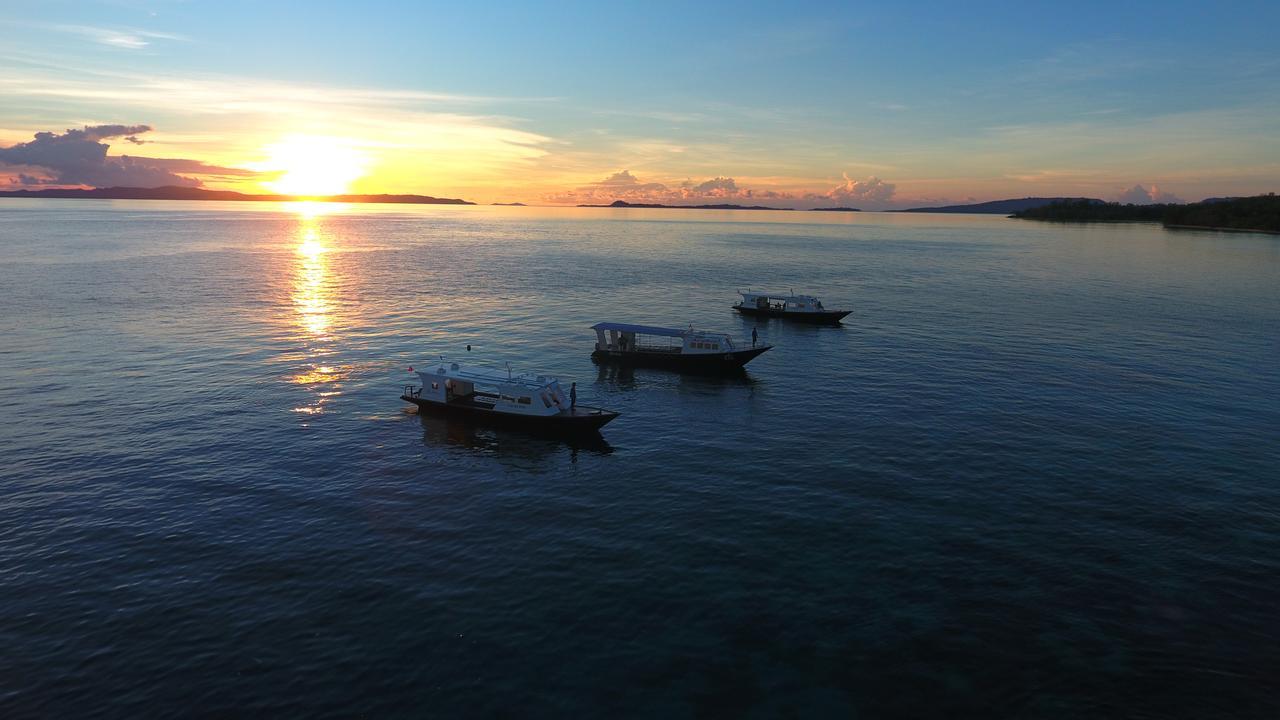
[
  {"x1": 578, "y1": 199, "x2": 792, "y2": 210},
  {"x1": 0, "y1": 185, "x2": 475, "y2": 205},
  {"x1": 900, "y1": 197, "x2": 1101, "y2": 214},
  {"x1": 809, "y1": 207, "x2": 860, "y2": 212}
]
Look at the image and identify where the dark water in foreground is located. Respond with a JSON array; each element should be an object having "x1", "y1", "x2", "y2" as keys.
[{"x1": 1, "y1": 200, "x2": 1278, "y2": 718}]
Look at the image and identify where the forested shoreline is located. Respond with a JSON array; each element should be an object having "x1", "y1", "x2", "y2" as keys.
[{"x1": 1012, "y1": 195, "x2": 1280, "y2": 233}]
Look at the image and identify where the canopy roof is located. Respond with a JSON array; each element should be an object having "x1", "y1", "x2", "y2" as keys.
[
  {"x1": 740, "y1": 290, "x2": 820, "y2": 301},
  {"x1": 591, "y1": 322, "x2": 686, "y2": 337},
  {"x1": 417, "y1": 361, "x2": 557, "y2": 389}
]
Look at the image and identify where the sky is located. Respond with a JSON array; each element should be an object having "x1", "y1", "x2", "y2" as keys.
[{"x1": 1, "y1": 0, "x2": 1278, "y2": 208}]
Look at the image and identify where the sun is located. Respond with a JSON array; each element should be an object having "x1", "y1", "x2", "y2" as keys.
[{"x1": 260, "y1": 135, "x2": 368, "y2": 196}]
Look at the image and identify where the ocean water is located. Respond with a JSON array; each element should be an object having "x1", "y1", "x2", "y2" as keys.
[{"x1": 1, "y1": 199, "x2": 1277, "y2": 718}]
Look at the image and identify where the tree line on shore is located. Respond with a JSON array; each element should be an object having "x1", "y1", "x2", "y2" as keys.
[{"x1": 1012, "y1": 194, "x2": 1280, "y2": 233}]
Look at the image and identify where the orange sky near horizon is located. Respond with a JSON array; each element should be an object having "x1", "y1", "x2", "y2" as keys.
[{"x1": 1, "y1": 2, "x2": 1278, "y2": 208}]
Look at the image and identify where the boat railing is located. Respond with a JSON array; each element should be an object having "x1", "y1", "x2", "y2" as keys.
[
  {"x1": 404, "y1": 384, "x2": 421, "y2": 398},
  {"x1": 634, "y1": 344, "x2": 681, "y2": 354}
]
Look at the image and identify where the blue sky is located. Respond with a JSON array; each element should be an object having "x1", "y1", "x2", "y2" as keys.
[{"x1": 1, "y1": 0, "x2": 1277, "y2": 206}]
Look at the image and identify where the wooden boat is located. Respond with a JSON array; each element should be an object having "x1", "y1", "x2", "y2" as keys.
[
  {"x1": 732, "y1": 290, "x2": 851, "y2": 323},
  {"x1": 401, "y1": 359, "x2": 618, "y2": 435},
  {"x1": 590, "y1": 322, "x2": 771, "y2": 373}
]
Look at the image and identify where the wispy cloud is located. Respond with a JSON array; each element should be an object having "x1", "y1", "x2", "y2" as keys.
[
  {"x1": 0, "y1": 54, "x2": 558, "y2": 196},
  {"x1": 48, "y1": 24, "x2": 188, "y2": 49}
]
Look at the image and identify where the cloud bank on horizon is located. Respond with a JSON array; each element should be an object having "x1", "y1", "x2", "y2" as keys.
[
  {"x1": 0, "y1": 125, "x2": 1231, "y2": 208},
  {"x1": 1115, "y1": 184, "x2": 1182, "y2": 204},
  {"x1": 0, "y1": 125, "x2": 256, "y2": 188},
  {"x1": 544, "y1": 170, "x2": 899, "y2": 209}
]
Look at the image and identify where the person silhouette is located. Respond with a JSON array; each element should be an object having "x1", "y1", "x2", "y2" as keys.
[
  {"x1": 569, "y1": 382, "x2": 577, "y2": 409},
  {"x1": 751, "y1": 326, "x2": 758, "y2": 347}
]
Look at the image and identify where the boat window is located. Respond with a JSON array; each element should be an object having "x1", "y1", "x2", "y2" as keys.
[
  {"x1": 431, "y1": 382, "x2": 439, "y2": 390},
  {"x1": 711, "y1": 343, "x2": 719, "y2": 350}
]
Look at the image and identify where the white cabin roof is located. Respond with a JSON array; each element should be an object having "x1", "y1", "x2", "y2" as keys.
[
  {"x1": 591, "y1": 322, "x2": 730, "y2": 340},
  {"x1": 591, "y1": 322, "x2": 686, "y2": 337},
  {"x1": 417, "y1": 360, "x2": 558, "y2": 390},
  {"x1": 740, "y1": 290, "x2": 821, "y2": 302}
]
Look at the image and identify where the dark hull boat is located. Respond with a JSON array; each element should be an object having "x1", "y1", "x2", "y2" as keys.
[
  {"x1": 403, "y1": 361, "x2": 619, "y2": 437},
  {"x1": 732, "y1": 305, "x2": 851, "y2": 323},
  {"x1": 590, "y1": 345, "x2": 770, "y2": 372},
  {"x1": 401, "y1": 391, "x2": 618, "y2": 434},
  {"x1": 590, "y1": 322, "x2": 771, "y2": 374},
  {"x1": 734, "y1": 290, "x2": 850, "y2": 324}
]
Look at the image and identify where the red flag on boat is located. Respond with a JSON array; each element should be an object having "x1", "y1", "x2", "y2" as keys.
[{"x1": 407, "y1": 366, "x2": 414, "y2": 372}]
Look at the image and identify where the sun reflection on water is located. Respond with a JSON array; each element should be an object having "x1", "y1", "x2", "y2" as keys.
[
  {"x1": 294, "y1": 226, "x2": 332, "y2": 338},
  {"x1": 283, "y1": 200, "x2": 350, "y2": 219},
  {"x1": 287, "y1": 209, "x2": 349, "y2": 415}
]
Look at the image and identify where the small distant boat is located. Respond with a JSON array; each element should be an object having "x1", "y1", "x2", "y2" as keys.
[
  {"x1": 401, "y1": 359, "x2": 618, "y2": 434},
  {"x1": 590, "y1": 322, "x2": 771, "y2": 373},
  {"x1": 733, "y1": 290, "x2": 851, "y2": 323}
]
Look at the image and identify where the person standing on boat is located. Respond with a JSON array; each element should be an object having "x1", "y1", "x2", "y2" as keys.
[
  {"x1": 751, "y1": 326, "x2": 758, "y2": 347},
  {"x1": 569, "y1": 382, "x2": 577, "y2": 409}
]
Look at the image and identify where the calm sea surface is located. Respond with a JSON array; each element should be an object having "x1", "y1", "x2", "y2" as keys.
[{"x1": 1, "y1": 199, "x2": 1278, "y2": 718}]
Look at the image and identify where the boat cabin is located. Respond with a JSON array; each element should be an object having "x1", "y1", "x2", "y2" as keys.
[
  {"x1": 738, "y1": 290, "x2": 826, "y2": 312},
  {"x1": 408, "y1": 360, "x2": 571, "y2": 416},
  {"x1": 591, "y1": 322, "x2": 737, "y2": 355}
]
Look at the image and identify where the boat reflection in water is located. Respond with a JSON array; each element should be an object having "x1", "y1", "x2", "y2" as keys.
[
  {"x1": 595, "y1": 362, "x2": 758, "y2": 389},
  {"x1": 414, "y1": 411, "x2": 614, "y2": 464}
]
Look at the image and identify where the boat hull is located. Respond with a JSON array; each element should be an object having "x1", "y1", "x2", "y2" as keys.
[
  {"x1": 401, "y1": 395, "x2": 619, "y2": 435},
  {"x1": 733, "y1": 305, "x2": 851, "y2": 324},
  {"x1": 591, "y1": 345, "x2": 771, "y2": 373}
]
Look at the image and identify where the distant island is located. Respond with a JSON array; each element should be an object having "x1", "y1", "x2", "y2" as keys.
[
  {"x1": 900, "y1": 197, "x2": 1098, "y2": 214},
  {"x1": 1012, "y1": 194, "x2": 1280, "y2": 234},
  {"x1": 492, "y1": 202, "x2": 527, "y2": 206},
  {"x1": 0, "y1": 185, "x2": 475, "y2": 205},
  {"x1": 578, "y1": 199, "x2": 792, "y2": 211},
  {"x1": 809, "y1": 207, "x2": 861, "y2": 212}
]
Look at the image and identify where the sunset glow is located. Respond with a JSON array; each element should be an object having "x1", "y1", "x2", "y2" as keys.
[
  {"x1": 0, "y1": 3, "x2": 1276, "y2": 206},
  {"x1": 260, "y1": 136, "x2": 368, "y2": 196}
]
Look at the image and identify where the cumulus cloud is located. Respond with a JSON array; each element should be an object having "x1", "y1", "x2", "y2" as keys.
[
  {"x1": 545, "y1": 170, "x2": 792, "y2": 205},
  {"x1": 817, "y1": 174, "x2": 896, "y2": 205},
  {"x1": 686, "y1": 176, "x2": 740, "y2": 197},
  {"x1": 544, "y1": 169, "x2": 903, "y2": 208},
  {"x1": 593, "y1": 170, "x2": 669, "y2": 193},
  {"x1": 0, "y1": 125, "x2": 256, "y2": 188},
  {"x1": 1115, "y1": 184, "x2": 1182, "y2": 204}
]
